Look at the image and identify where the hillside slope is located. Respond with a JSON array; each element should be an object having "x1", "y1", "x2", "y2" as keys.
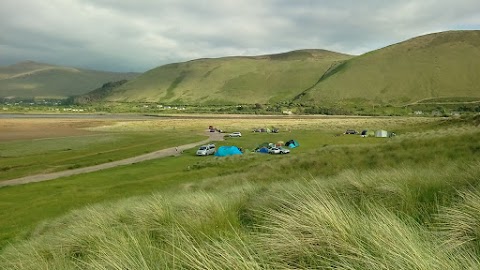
[
  {"x1": 300, "y1": 30, "x2": 480, "y2": 105},
  {"x1": 105, "y1": 50, "x2": 352, "y2": 104},
  {"x1": 0, "y1": 61, "x2": 138, "y2": 99}
]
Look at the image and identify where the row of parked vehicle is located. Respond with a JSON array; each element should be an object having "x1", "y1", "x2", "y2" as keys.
[
  {"x1": 196, "y1": 144, "x2": 290, "y2": 156},
  {"x1": 197, "y1": 130, "x2": 296, "y2": 156},
  {"x1": 197, "y1": 131, "x2": 242, "y2": 156}
]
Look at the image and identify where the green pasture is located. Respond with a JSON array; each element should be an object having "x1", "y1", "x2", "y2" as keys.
[
  {"x1": 0, "y1": 130, "x2": 204, "y2": 181},
  {"x1": 1, "y1": 116, "x2": 479, "y2": 269}
]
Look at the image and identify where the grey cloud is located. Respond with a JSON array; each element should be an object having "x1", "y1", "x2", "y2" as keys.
[{"x1": 0, "y1": 0, "x2": 479, "y2": 72}]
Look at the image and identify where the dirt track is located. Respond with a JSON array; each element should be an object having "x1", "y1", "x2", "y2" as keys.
[{"x1": 0, "y1": 131, "x2": 224, "y2": 188}]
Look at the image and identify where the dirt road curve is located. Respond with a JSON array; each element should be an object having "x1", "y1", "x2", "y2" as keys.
[{"x1": 0, "y1": 131, "x2": 225, "y2": 188}]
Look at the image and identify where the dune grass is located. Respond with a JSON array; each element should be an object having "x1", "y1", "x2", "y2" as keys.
[
  {"x1": 0, "y1": 116, "x2": 479, "y2": 268},
  {"x1": 1, "y1": 160, "x2": 480, "y2": 269}
]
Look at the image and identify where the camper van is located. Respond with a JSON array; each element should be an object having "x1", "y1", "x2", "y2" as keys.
[{"x1": 196, "y1": 144, "x2": 216, "y2": 156}]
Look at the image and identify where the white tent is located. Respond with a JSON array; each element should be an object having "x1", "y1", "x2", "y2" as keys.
[{"x1": 375, "y1": 130, "x2": 388, "y2": 138}]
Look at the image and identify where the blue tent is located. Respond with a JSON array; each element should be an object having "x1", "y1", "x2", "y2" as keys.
[
  {"x1": 285, "y1": 139, "x2": 299, "y2": 148},
  {"x1": 215, "y1": 146, "x2": 243, "y2": 157},
  {"x1": 257, "y1": 147, "x2": 269, "y2": 154}
]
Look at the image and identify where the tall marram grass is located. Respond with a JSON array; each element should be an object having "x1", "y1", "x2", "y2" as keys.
[
  {"x1": 0, "y1": 185, "x2": 268, "y2": 269},
  {"x1": 253, "y1": 184, "x2": 479, "y2": 269},
  {"x1": 436, "y1": 189, "x2": 480, "y2": 255},
  {"x1": 1, "y1": 158, "x2": 480, "y2": 269}
]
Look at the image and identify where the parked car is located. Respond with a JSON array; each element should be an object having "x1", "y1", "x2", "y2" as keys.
[
  {"x1": 268, "y1": 147, "x2": 290, "y2": 154},
  {"x1": 344, "y1": 129, "x2": 358, "y2": 135},
  {"x1": 196, "y1": 144, "x2": 216, "y2": 156},
  {"x1": 228, "y1": 132, "x2": 242, "y2": 137}
]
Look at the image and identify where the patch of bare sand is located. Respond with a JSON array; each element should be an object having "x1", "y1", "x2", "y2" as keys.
[{"x1": 0, "y1": 119, "x2": 115, "y2": 142}]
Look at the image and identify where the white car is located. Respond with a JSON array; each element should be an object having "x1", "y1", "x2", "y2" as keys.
[
  {"x1": 268, "y1": 147, "x2": 290, "y2": 154},
  {"x1": 228, "y1": 132, "x2": 242, "y2": 137},
  {"x1": 196, "y1": 144, "x2": 216, "y2": 156}
]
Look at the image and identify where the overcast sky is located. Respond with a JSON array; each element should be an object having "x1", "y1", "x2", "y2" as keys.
[{"x1": 1, "y1": 0, "x2": 479, "y2": 72}]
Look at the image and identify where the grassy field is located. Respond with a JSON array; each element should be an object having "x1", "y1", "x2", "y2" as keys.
[
  {"x1": 0, "y1": 119, "x2": 205, "y2": 181},
  {"x1": 0, "y1": 115, "x2": 479, "y2": 269}
]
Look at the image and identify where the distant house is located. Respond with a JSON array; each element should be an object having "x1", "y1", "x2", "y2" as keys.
[
  {"x1": 282, "y1": 110, "x2": 293, "y2": 115},
  {"x1": 431, "y1": 110, "x2": 443, "y2": 116}
]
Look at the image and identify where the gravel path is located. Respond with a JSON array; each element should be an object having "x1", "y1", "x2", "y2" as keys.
[{"x1": 0, "y1": 131, "x2": 225, "y2": 188}]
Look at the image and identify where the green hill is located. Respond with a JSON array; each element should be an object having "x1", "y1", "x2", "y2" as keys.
[
  {"x1": 98, "y1": 31, "x2": 480, "y2": 107},
  {"x1": 0, "y1": 61, "x2": 138, "y2": 99},
  {"x1": 300, "y1": 30, "x2": 480, "y2": 105},
  {"x1": 104, "y1": 50, "x2": 353, "y2": 104},
  {"x1": 73, "y1": 80, "x2": 129, "y2": 104},
  {"x1": 12, "y1": 31, "x2": 480, "y2": 107}
]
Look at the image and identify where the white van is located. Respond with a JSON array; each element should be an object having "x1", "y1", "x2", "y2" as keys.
[{"x1": 196, "y1": 144, "x2": 216, "y2": 156}]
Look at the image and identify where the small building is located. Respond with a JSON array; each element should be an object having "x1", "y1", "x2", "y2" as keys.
[
  {"x1": 431, "y1": 110, "x2": 443, "y2": 116},
  {"x1": 450, "y1": 111, "x2": 461, "y2": 117}
]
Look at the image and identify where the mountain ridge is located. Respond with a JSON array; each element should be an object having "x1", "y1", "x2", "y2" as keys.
[
  {"x1": 0, "y1": 61, "x2": 139, "y2": 99},
  {"x1": 4, "y1": 30, "x2": 480, "y2": 105},
  {"x1": 299, "y1": 30, "x2": 480, "y2": 105},
  {"x1": 104, "y1": 49, "x2": 353, "y2": 104}
]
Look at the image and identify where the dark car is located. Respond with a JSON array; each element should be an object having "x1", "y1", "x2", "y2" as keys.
[{"x1": 345, "y1": 129, "x2": 358, "y2": 134}]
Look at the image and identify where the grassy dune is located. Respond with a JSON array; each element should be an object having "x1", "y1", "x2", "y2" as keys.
[
  {"x1": 0, "y1": 116, "x2": 479, "y2": 269},
  {"x1": 1, "y1": 162, "x2": 479, "y2": 269},
  {"x1": 302, "y1": 30, "x2": 480, "y2": 105}
]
